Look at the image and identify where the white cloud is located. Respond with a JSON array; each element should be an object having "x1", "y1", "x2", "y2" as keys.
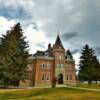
[
  {"x1": 0, "y1": 16, "x2": 49, "y2": 54},
  {"x1": 0, "y1": 16, "x2": 16, "y2": 35},
  {"x1": 73, "y1": 52, "x2": 80, "y2": 71},
  {"x1": 24, "y1": 24, "x2": 49, "y2": 54}
]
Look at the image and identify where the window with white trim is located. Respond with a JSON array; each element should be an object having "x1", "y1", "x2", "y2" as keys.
[
  {"x1": 41, "y1": 63, "x2": 45, "y2": 69},
  {"x1": 41, "y1": 72, "x2": 45, "y2": 80},
  {"x1": 45, "y1": 52, "x2": 48, "y2": 56},
  {"x1": 66, "y1": 74, "x2": 68, "y2": 80},
  {"x1": 70, "y1": 74, "x2": 72, "y2": 80},
  {"x1": 46, "y1": 72, "x2": 50, "y2": 80}
]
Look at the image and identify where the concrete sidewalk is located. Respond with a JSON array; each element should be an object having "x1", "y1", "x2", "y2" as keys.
[
  {"x1": 66, "y1": 85, "x2": 100, "y2": 92},
  {"x1": 0, "y1": 85, "x2": 100, "y2": 92}
]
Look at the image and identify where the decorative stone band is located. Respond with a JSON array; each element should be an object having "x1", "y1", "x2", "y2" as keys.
[
  {"x1": 65, "y1": 59, "x2": 75, "y2": 63},
  {"x1": 28, "y1": 56, "x2": 54, "y2": 60},
  {"x1": 36, "y1": 56, "x2": 54, "y2": 60}
]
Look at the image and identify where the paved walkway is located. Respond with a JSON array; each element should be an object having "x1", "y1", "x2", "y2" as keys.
[
  {"x1": 0, "y1": 85, "x2": 100, "y2": 92},
  {"x1": 65, "y1": 86, "x2": 100, "y2": 92},
  {"x1": 32, "y1": 85, "x2": 100, "y2": 92}
]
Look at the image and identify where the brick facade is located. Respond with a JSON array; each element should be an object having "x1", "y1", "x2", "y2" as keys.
[{"x1": 28, "y1": 35, "x2": 76, "y2": 86}]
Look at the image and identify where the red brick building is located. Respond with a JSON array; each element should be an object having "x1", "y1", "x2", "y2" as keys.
[{"x1": 28, "y1": 34, "x2": 76, "y2": 86}]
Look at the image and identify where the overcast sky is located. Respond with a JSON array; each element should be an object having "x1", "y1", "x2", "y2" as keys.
[{"x1": 0, "y1": 0, "x2": 100, "y2": 69}]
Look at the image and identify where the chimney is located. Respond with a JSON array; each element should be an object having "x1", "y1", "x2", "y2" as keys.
[{"x1": 48, "y1": 43, "x2": 51, "y2": 50}]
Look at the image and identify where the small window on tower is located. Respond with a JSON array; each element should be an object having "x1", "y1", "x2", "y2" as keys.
[{"x1": 41, "y1": 63, "x2": 45, "y2": 69}]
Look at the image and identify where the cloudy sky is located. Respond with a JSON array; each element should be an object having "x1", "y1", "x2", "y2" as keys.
[{"x1": 0, "y1": 0, "x2": 100, "y2": 69}]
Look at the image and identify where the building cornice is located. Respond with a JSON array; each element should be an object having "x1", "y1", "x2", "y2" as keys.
[
  {"x1": 52, "y1": 49, "x2": 65, "y2": 53},
  {"x1": 65, "y1": 59, "x2": 75, "y2": 63},
  {"x1": 36, "y1": 56, "x2": 54, "y2": 60}
]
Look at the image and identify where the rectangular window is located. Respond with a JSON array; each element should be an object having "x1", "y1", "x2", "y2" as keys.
[
  {"x1": 41, "y1": 72, "x2": 45, "y2": 80},
  {"x1": 46, "y1": 72, "x2": 50, "y2": 80},
  {"x1": 66, "y1": 74, "x2": 68, "y2": 80},
  {"x1": 41, "y1": 63, "x2": 45, "y2": 69},
  {"x1": 45, "y1": 52, "x2": 48, "y2": 56},
  {"x1": 70, "y1": 74, "x2": 72, "y2": 80}
]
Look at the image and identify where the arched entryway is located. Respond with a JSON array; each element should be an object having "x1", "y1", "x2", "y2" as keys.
[{"x1": 58, "y1": 74, "x2": 63, "y2": 84}]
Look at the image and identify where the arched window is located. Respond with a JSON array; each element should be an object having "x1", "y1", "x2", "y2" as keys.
[{"x1": 41, "y1": 63, "x2": 45, "y2": 69}]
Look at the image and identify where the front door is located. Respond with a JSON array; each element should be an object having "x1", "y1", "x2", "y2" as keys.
[{"x1": 58, "y1": 74, "x2": 63, "y2": 84}]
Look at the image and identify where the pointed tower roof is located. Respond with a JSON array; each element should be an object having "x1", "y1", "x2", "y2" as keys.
[
  {"x1": 55, "y1": 34, "x2": 62, "y2": 46},
  {"x1": 54, "y1": 34, "x2": 64, "y2": 50}
]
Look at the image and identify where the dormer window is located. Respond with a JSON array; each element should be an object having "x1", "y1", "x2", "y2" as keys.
[{"x1": 45, "y1": 52, "x2": 48, "y2": 57}]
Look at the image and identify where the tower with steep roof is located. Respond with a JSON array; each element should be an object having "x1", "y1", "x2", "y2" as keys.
[{"x1": 53, "y1": 34, "x2": 64, "y2": 50}]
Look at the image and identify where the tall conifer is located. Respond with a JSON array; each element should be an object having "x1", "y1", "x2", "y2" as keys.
[
  {"x1": 0, "y1": 23, "x2": 29, "y2": 86},
  {"x1": 78, "y1": 44, "x2": 99, "y2": 85}
]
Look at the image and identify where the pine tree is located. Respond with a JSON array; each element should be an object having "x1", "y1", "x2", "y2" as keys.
[
  {"x1": 0, "y1": 23, "x2": 29, "y2": 87},
  {"x1": 0, "y1": 31, "x2": 13, "y2": 87},
  {"x1": 78, "y1": 44, "x2": 99, "y2": 85},
  {"x1": 92, "y1": 56, "x2": 100, "y2": 84}
]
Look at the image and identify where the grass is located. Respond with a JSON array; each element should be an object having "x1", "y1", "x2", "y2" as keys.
[
  {"x1": 76, "y1": 83, "x2": 100, "y2": 89},
  {"x1": 0, "y1": 87, "x2": 100, "y2": 100}
]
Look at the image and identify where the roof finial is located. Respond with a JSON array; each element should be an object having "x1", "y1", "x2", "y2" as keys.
[{"x1": 57, "y1": 27, "x2": 60, "y2": 36}]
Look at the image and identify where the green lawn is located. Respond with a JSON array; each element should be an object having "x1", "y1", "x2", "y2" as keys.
[
  {"x1": 76, "y1": 83, "x2": 100, "y2": 89},
  {"x1": 0, "y1": 87, "x2": 100, "y2": 100}
]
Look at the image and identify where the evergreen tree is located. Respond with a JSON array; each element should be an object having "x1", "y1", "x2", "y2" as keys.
[
  {"x1": 78, "y1": 45, "x2": 99, "y2": 84},
  {"x1": 92, "y1": 56, "x2": 100, "y2": 84},
  {"x1": 0, "y1": 23, "x2": 29, "y2": 87}
]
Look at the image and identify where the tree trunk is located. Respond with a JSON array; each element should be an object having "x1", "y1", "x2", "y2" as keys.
[
  {"x1": 52, "y1": 84, "x2": 56, "y2": 88},
  {"x1": 88, "y1": 80, "x2": 92, "y2": 85},
  {"x1": 95, "y1": 80, "x2": 97, "y2": 84},
  {"x1": 13, "y1": 80, "x2": 20, "y2": 87}
]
